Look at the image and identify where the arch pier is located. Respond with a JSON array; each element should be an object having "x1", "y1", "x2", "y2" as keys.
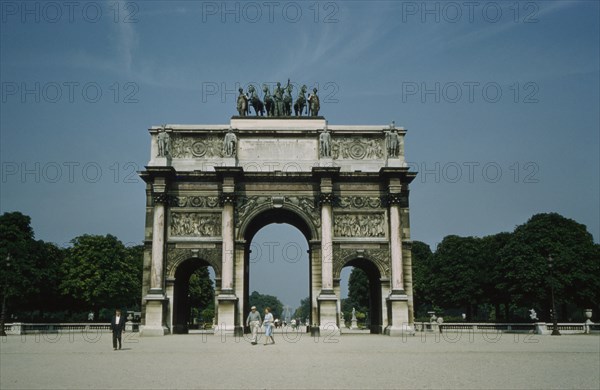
[{"x1": 139, "y1": 117, "x2": 417, "y2": 336}]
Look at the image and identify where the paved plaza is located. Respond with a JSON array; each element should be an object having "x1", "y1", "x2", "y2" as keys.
[{"x1": 1, "y1": 330, "x2": 599, "y2": 389}]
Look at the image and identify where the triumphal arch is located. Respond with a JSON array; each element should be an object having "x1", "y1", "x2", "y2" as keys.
[{"x1": 139, "y1": 93, "x2": 417, "y2": 336}]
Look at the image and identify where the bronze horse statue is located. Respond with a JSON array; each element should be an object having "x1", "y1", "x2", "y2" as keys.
[
  {"x1": 294, "y1": 85, "x2": 307, "y2": 116},
  {"x1": 263, "y1": 84, "x2": 275, "y2": 117},
  {"x1": 247, "y1": 85, "x2": 264, "y2": 116}
]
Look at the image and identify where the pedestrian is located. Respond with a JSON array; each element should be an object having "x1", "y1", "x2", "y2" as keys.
[
  {"x1": 110, "y1": 309, "x2": 126, "y2": 350},
  {"x1": 246, "y1": 306, "x2": 262, "y2": 345},
  {"x1": 263, "y1": 307, "x2": 275, "y2": 345}
]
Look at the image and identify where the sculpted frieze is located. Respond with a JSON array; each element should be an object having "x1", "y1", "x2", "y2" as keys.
[
  {"x1": 333, "y1": 213, "x2": 386, "y2": 237},
  {"x1": 170, "y1": 135, "x2": 224, "y2": 159},
  {"x1": 170, "y1": 212, "x2": 221, "y2": 237},
  {"x1": 336, "y1": 196, "x2": 382, "y2": 209},
  {"x1": 331, "y1": 138, "x2": 384, "y2": 160}
]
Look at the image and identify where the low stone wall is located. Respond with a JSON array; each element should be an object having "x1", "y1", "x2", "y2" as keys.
[
  {"x1": 414, "y1": 322, "x2": 599, "y2": 335},
  {"x1": 3, "y1": 322, "x2": 140, "y2": 335}
]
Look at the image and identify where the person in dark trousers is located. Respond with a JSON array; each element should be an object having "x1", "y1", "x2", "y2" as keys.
[{"x1": 110, "y1": 309, "x2": 126, "y2": 350}]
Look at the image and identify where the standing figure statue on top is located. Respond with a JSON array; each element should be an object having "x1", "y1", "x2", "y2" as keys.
[
  {"x1": 283, "y1": 82, "x2": 293, "y2": 116},
  {"x1": 308, "y1": 87, "x2": 320, "y2": 116},
  {"x1": 236, "y1": 88, "x2": 248, "y2": 116},
  {"x1": 273, "y1": 79, "x2": 290, "y2": 116}
]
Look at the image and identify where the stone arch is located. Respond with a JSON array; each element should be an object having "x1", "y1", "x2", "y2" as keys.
[
  {"x1": 236, "y1": 197, "x2": 320, "y2": 241},
  {"x1": 336, "y1": 254, "x2": 386, "y2": 334},
  {"x1": 169, "y1": 255, "x2": 218, "y2": 334},
  {"x1": 166, "y1": 247, "x2": 222, "y2": 280},
  {"x1": 237, "y1": 202, "x2": 316, "y2": 331},
  {"x1": 333, "y1": 248, "x2": 390, "y2": 280}
]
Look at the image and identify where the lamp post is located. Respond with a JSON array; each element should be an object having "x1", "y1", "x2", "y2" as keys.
[
  {"x1": 0, "y1": 254, "x2": 10, "y2": 337},
  {"x1": 548, "y1": 255, "x2": 561, "y2": 336}
]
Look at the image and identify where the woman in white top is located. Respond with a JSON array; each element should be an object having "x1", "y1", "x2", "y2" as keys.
[{"x1": 263, "y1": 307, "x2": 275, "y2": 345}]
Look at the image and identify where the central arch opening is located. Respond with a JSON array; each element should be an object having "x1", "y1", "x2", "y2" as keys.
[{"x1": 244, "y1": 208, "x2": 312, "y2": 331}]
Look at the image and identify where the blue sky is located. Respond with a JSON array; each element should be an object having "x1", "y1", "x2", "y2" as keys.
[{"x1": 1, "y1": 1, "x2": 598, "y2": 308}]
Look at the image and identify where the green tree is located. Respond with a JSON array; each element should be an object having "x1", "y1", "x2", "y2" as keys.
[
  {"x1": 479, "y1": 232, "x2": 512, "y2": 320},
  {"x1": 411, "y1": 240, "x2": 433, "y2": 316},
  {"x1": 293, "y1": 296, "x2": 311, "y2": 322},
  {"x1": 497, "y1": 213, "x2": 600, "y2": 320},
  {"x1": 188, "y1": 267, "x2": 214, "y2": 321},
  {"x1": 341, "y1": 267, "x2": 369, "y2": 321},
  {"x1": 60, "y1": 235, "x2": 142, "y2": 318},
  {"x1": 425, "y1": 235, "x2": 485, "y2": 320},
  {"x1": 0, "y1": 212, "x2": 39, "y2": 329},
  {"x1": 248, "y1": 291, "x2": 283, "y2": 318}
]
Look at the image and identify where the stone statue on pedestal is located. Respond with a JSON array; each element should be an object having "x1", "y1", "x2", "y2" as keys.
[
  {"x1": 350, "y1": 307, "x2": 358, "y2": 329},
  {"x1": 385, "y1": 121, "x2": 400, "y2": 158},
  {"x1": 157, "y1": 125, "x2": 170, "y2": 157},
  {"x1": 223, "y1": 127, "x2": 237, "y2": 157},
  {"x1": 319, "y1": 126, "x2": 331, "y2": 158}
]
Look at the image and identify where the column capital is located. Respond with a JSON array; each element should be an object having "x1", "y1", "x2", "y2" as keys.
[
  {"x1": 319, "y1": 192, "x2": 335, "y2": 205},
  {"x1": 152, "y1": 192, "x2": 173, "y2": 204},
  {"x1": 220, "y1": 193, "x2": 237, "y2": 206},
  {"x1": 387, "y1": 193, "x2": 403, "y2": 205}
]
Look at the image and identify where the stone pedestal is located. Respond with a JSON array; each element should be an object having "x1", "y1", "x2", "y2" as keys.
[
  {"x1": 318, "y1": 293, "x2": 340, "y2": 335},
  {"x1": 140, "y1": 296, "x2": 168, "y2": 336},
  {"x1": 222, "y1": 157, "x2": 237, "y2": 167},
  {"x1": 385, "y1": 293, "x2": 413, "y2": 336},
  {"x1": 350, "y1": 318, "x2": 358, "y2": 330},
  {"x1": 319, "y1": 157, "x2": 334, "y2": 167},
  {"x1": 149, "y1": 156, "x2": 172, "y2": 167},
  {"x1": 386, "y1": 158, "x2": 403, "y2": 168},
  {"x1": 535, "y1": 322, "x2": 548, "y2": 335}
]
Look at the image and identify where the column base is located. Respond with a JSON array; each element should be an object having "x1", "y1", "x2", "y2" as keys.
[
  {"x1": 318, "y1": 291, "x2": 340, "y2": 335},
  {"x1": 216, "y1": 292, "x2": 238, "y2": 335},
  {"x1": 386, "y1": 293, "x2": 414, "y2": 337},
  {"x1": 141, "y1": 295, "x2": 169, "y2": 336},
  {"x1": 139, "y1": 325, "x2": 169, "y2": 336}
]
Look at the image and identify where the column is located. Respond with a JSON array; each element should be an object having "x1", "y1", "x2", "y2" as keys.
[
  {"x1": 388, "y1": 194, "x2": 404, "y2": 293},
  {"x1": 320, "y1": 192, "x2": 334, "y2": 292},
  {"x1": 150, "y1": 196, "x2": 166, "y2": 292},
  {"x1": 385, "y1": 189, "x2": 412, "y2": 336},
  {"x1": 214, "y1": 168, "x2": 242, "y2": 336},
  {"x1": 314, "y1": 170, "x2": 340, "y2": 336},
  {"x1": 221, "y1": 195, "x2": 235, "y2": 292},
  {"x1": 141, "y1": 183, "x2": 169, "y2": 336}
]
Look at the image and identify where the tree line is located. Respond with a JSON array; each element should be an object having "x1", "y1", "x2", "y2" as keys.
[
  {"x1": 1, "y1": 211, "x2": 598, "y2": 324},
  {"x1": 0, "y1": 212, "x2": 142, "y2": 322},
  {"x1": 412, "y1": 213, "x2": 599, "y2": 322}
]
